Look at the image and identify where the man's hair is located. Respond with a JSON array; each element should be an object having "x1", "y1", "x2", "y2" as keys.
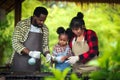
[{"x1": 33, "y1": 6, "x2": 48, "y2": 17}]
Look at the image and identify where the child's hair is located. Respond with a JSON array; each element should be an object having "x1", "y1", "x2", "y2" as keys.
[
  {"x1": 57, "y1": 27, "x2": 65, "y2": 34},
  {"x1": 57, "y1": 27, "x2": 74, "y2": 42},
  {"x1": 56, "y1": 27, "x2": 68, "y2": 38}
]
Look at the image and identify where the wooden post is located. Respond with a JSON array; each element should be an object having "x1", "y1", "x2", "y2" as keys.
[
  {"x1": 14, "y1": 0, "x2": 22, "y2": 26},
  {"x1": 0, "y1": 8, "x2": 6, "y2": 25}
]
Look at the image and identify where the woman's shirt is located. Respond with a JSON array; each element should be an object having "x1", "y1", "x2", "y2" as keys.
[{"x1": 69, "y1": 29, "x2": 99, "y2": 63}]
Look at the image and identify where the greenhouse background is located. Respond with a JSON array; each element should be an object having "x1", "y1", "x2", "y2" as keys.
[{"x1": 0, "y1": 0, "x2": 120, "y2": 80}]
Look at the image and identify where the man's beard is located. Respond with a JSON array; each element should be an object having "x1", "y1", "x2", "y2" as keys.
[{"x1": 33, "y1": 20, "x2": 42, "y2": 28}]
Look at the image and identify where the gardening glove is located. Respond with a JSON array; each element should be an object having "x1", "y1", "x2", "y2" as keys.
[
  {"x1": 51, "y1": 56, "x2": 56, "y2": 61},
  {"x1": 29, "y1": 51, "x2": 41, "y2": 59},
  {"x1": 46, "y1": 54, "x2": 51, "y2": 62},
  {"x1": 68, "y1": 56, "x2": 79, "y2": 64},
  {"x1": 55, "y1": 56, "x2": 63, "y2": 63},
  {"x1": 52, "y1": 56, "x2": 64, "y2": 63}
]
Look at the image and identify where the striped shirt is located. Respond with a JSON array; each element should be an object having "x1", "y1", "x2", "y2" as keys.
[{"x1": 11, "y1": 17, "x2": 49, "y2": 62}]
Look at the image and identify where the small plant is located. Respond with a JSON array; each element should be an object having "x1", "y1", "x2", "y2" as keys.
[{"x1": 45, "y1": 68, "x2": 80, "y2": 80}]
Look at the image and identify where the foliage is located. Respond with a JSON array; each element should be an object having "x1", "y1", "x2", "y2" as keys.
[
  {"x1": 45, "y1": 68, "x2": 80, "y2": 80},
  {"x1": 0, "y1": 12, "x2": 14, "y2": 64},
  {"x1": 90, "y1": 39, "x2": 120, "y2": 80},
  {"x1": 0, "y1": 0, "x2": 120, "y2": 79}
]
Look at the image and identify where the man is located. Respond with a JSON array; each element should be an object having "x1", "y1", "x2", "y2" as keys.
[{"x1": 11, "y1": 6, "x2": 51, "y2": 72}]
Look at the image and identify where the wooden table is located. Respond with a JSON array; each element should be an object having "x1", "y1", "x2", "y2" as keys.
[
  {"x1": 0, "y1": 66, "x2": 82, "y2": 80},
  {"x1": 0, "y1": 71, "x2": 82, "y2": 80}
]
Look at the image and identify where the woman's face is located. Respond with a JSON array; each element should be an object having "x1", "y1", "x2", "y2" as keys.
[
  {"x1": 58, "y1": 34, "x2": 68, "y2": 46},
  {"x1": 72, "y1": 27, "x2": 83, "y2": 37}
]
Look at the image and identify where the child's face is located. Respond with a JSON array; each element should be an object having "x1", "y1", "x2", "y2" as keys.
[{"x1": 58, "y1": 34, "x2": 68, "y2": 46}]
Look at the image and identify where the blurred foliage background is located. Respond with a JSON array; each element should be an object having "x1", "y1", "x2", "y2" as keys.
[{"x1": 0, "y1": 0, "x2": 120, "y2": 79}]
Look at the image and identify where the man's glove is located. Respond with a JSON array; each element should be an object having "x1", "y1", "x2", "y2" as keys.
[
  {"x1": 29, "y1": 51, "x2": 41, "y2": 59},
  {"x1": 46, "y1": 54, "x2": 51, "y2": 62},
  {"x1": 68, "y1": 56, "x2": 79, "y2": 64},
  {"x1": 51, "y1": 56, "x2": 56, "y2": 61}
]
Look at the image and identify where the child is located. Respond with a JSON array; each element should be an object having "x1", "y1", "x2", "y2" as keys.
[{"x1": 51, "y1": 27, "x2": 73, "y2": 71}]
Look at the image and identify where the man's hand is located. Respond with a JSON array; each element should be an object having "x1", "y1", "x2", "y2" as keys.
[
  {"x1": 46, "y1": 54, "x2": 51, "y2": 62},
  {"x1": 68, "y1": 56, "x2": 79, "y2": 64},
  {"x1": 29, "y1": 51, "x2": 41, "y2": 59}
]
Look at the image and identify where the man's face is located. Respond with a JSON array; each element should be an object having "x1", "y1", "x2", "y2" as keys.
[{"x1": 33, "y1": 14, "x2": 47, "y2": 27}]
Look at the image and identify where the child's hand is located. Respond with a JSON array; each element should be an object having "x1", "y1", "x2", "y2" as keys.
[
  {"x1": 55, "y1": 56, "x2": 62, "y2": 63},
  {"x1": 61, "y1": 56, "x2": 68, "y2": 62},
  {"x1": 55, "y1": 56, "x2": 68, "y2": 63}
]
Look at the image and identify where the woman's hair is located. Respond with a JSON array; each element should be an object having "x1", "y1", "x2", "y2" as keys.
[
  {"x1": 33, "y1": 6, "x2": 48, "y2": 17},
  {"x1": 69, "y1": 12, "x2": 85, "y2": 29}
]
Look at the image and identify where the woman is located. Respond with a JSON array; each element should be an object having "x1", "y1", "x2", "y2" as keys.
[{"x1": 67, "y1": 12, "x2": 99, "y2": 73}]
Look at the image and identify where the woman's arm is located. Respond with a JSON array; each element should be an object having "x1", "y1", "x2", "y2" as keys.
[{"x1": 79, "y1": 30, "x2": 99, "y2": 63}]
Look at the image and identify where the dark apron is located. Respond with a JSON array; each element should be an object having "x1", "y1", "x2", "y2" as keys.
[{"x1": 11, "y1": 32, "x2": 43, "y2": 72}]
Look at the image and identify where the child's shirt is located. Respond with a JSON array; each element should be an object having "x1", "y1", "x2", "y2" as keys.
[
  {"x1": 52, "y1": 44, "x2": 72, "y2": 71},
  {"x1": 52, "y1": 44, "x2": 72, "y2": 57}
]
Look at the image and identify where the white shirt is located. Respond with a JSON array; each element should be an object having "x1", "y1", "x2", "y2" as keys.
[{"x1": 30, "y1": 25, "x2": 42, "y2": 33}]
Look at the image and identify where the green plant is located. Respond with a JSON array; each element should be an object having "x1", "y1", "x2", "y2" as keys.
[
  {"x1": 45, "y1": 68, "x2": 80, "y2": 80},
  {"x1": 90, "y1": 39, "x2": 120, "y2": 80}
]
